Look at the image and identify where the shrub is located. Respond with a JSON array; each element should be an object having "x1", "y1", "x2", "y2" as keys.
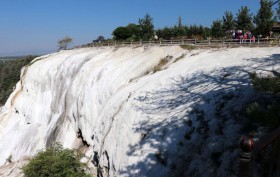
[
  {"x1": 246, "y1": 102, "x2": 280, "y2": 129},
  {"x1": 247, "y1": 72, "x2": 280, "y2": 128},
  {"x1": 22, "y1": 143, "x2": 90, "y2": 177},
  {"x1": 249, "y1": 72, "x2": 280, "y2": 94}
]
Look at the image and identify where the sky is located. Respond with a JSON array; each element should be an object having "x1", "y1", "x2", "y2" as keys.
[{"x1": 0, "y1": 0, "x2": 275, "y2": 56}]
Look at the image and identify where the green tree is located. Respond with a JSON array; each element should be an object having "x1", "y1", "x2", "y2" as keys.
[
  {"x1": 211, "y1": 20, "x2": 224, "y2": 38},
  {"x1": 236, "y1": 6, "x2": 254, "y2": 31},
  {"x1": 96, "y1": 36, "x2": 105, "y2": 42},
  {"x1": 203, "y1": 27, "x2": 211, "y2": 38},
  {"x1": 172, "y1": 25, "x2": 185, "y2": 38},
  {"x1": 189, "y1": 25, "x2": 199, "y2": 37},
  {"x1": 178, "y1": 16, "x2": 182, "y2": 28},
  {"x1": 276, "y1": 0, "x2": 280, "y2": 21},
  {"x1": 112, "y1": 26, "x2": 132, "y2": 41},
  {"x1": 156, "y1": 27, "x2": 173, "y2": 40},
  {"x1": 58, "y1": 36, "x2": 72, "y2": 50},
  {"x1": 138, "y1": 14, "x2": 154, "y2": 40},
  {"x1": 255, "y1": 0, "x2": 274, "y2": 36},
  {"x1": 222, "y1": 11, "x2": 235, "y2": 31},
  {"x1": 22, "y1": 144, "x2": 90, "y2": 177},
  {"x1": 126, "y1": 23, "x2": 141, "y2": 41}
]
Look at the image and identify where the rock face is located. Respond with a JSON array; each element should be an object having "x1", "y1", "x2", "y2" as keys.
[{"x1": 0, "y1": 46, "x2": 279, "y2": 177}]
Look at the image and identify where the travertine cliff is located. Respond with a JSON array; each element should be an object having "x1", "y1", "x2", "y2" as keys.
[{"x1": 0, "y1": 46, "x2": 279, "y2": 177}]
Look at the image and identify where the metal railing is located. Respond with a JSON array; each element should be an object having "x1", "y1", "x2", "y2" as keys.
[
  {"x1": 73, "y1": 38, "x2": 280, "y2": 49},
  {"x1": 236, "y1": 126, "x2": 280, "y2": 177}
]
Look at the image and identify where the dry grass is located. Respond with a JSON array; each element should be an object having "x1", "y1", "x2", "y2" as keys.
[
  {"x1": 154, "y1": 55, "x2": 173, "y2": 72},
  {"x1": 180, "y1": 45, "x2": 197, "y2": 50},
  {"x1": 174, "y1": 54, "x2": 186, "y2": 63}
]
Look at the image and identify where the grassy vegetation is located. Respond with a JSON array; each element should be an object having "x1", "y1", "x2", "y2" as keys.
[
  {"x1": 0, "y1": 55, "x2": 36, "y2": 105},
  {"x1": 246, "y1": 72, "x2": 280, "y2": 129},
  {"x1": 180, "y1": 44, "x2": 197, "y2": 50},
  {"x1": 153, "y1": 55, "x2": 173, "y2": 72},
  {"x1": 249, "y1": 72, "x2": 280, "y2": 94},
  {"x1": 174, "y1": 54, "x2": 186, "y2": 63}
]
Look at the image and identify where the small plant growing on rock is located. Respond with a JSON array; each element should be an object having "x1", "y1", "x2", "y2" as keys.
[
  {"x1": 154, "y1": 55, "x2": 173, "y2": 72},
  {"x1": 22, "y1": 143, "x2": 90, "y2": 177},
  {"x1": 6, "y1": 155, "x2": 12, "y2": 163}
]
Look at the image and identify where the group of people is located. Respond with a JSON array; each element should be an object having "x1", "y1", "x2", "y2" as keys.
[{"x1": 231, "y1": 30, "x2": 256, "y2": 42}]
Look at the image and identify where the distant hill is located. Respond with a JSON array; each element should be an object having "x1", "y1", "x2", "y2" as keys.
[
  {"x1": 0, "y1": 55, "x2": 37, "y2": 105},
  {"x1": 0, "y1": 55, "x2": 37, "y2": 60}
]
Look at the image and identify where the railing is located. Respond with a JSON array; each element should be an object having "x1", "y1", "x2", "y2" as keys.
[
  {"x1": 73, "y1": 38, "x2": 280, "y2": 49},
  {"x1": 236, "y1": 126, "x2": 280, "y2": 177}
]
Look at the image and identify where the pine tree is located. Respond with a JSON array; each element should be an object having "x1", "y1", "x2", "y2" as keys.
[
  {"x1": 276, "y1": 1, "x2": 280, "y2": 21},
  {"x1": 236, "y1": 6, "x2": 254, "y2": 31},
  {"x1": 211, "y1": 20, "x2": 224, "y2": 38},
  {"x1": 255, "y1": 0, "x2": 274, "y2": 36},
  {"x1": 178, "y1": 16, "x2": 182, "y2": 28},
  {"x1": 138, "y1": 14, "x2": 154, "y2": 41},
  {"x1": 222, "y1": 11, "x2": 235, "y2": 31}
]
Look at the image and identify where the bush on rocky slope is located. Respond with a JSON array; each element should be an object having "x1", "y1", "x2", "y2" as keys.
[{"x1": 22, "y1": 144, "x2": 90, "y2": 177}]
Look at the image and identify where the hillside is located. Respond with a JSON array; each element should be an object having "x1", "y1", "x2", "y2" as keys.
[
  {"x1": 0, "y1": 56, "x2": 36, "y2": 105},
  {"x1": 0, "y1": 46, "x2": 279, "y2": 177}
]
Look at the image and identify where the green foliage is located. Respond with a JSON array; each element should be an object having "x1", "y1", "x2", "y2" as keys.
[
  {"x1": 0, "y1": 56, "x2": 35, "y2": 105},
  {"x1": 246, "y1": 102, "x2": 280, "y2": 129},
  {"x1": 222, "y1": 11, "x2": 235, "y2": 31},
  {"x1": 58, "y1": 36, "x2": 73, "y2": 50},
  {"x1": 249, "y1": 72, "x2": 280, "y2": 94},
  {"x1": 276, "y1": 1, "x2": 280, "y2": 21},
  {"x1": 22, "y1": 143, "x2": 90, "y2": 177},
  {"x1": 254, "y1": 0, "x2": 274, "y2": 36},
  {"x1": 178, "y1": 16, "x2": 182, "y2": 28},
  {"x1": 247, "y1": 72, "x2": 280, "y2": 128},
  {"x1": 112, "y1": 26, "x2": 132, "y2": 41},
  {"x1": 211, "y1": 20, "x2": 224, "y2": 38},
  {"x1": 126, "y1": 23, "x2": 141, "y2": 41},
  {"x1": 236, "y1": 6, "x2": 254, "y2": 31},
  {"x1": 96, "y1": 36, "x2": 105, "y2": 42},
  {"x1": 138, "y1": 14, "x2": 154, "y2": 41},
  {"x1": 6, "y1": 155, "x2": 12, "y2": 163}
]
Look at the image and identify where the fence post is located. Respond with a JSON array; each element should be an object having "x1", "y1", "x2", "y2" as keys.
[
  {"x1": 250, "y1": 39, "x2": 251, "y2": 44},
  {"x1": 160, "y1": 40, "x2": 161, "y2": 46},
  {"x1": 195, "y1": 38, "x2": 197, "y2": 45},
  {"x1": 208, "y1": 39, "x2": 210, "y2": 46},
  {"x1": 258, "y1": 38, "x2": 260, "y2": 45},
  {"x1": 236, "y1": 135, "x2": 254, "y2": 177}
]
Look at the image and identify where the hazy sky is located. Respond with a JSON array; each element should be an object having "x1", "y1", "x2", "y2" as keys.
[{"x1": 0, "y1": 0, "x2": 274, "y2": 56}]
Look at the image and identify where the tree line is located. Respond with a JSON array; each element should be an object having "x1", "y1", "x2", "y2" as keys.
[
  {"x1": 111, "y1": 0, "x2": 280, "y2": 41},
  {"x1": 59, "y1": 0, "x2": 280, "y2": 49}
]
